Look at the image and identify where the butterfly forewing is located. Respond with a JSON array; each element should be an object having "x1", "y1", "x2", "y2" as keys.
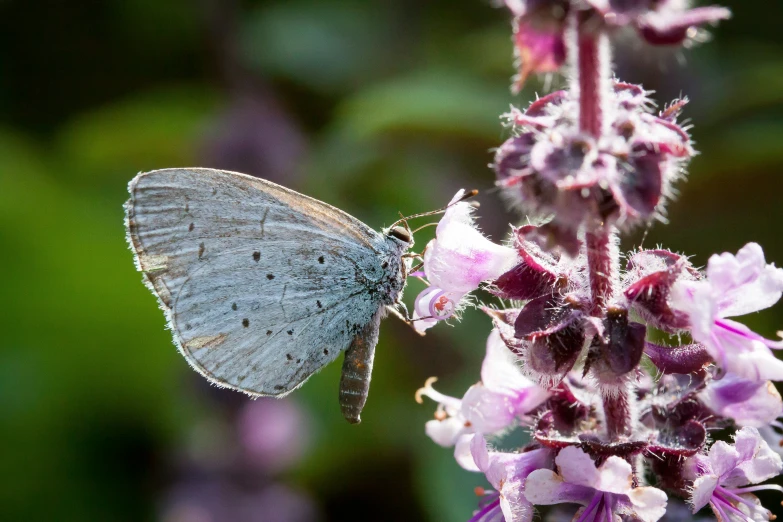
[{"x1": 125, "y1": 168, "x2": 393, "y2": 396}]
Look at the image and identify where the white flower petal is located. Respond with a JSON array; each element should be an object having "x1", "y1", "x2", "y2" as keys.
[
  {"x1": 555, "y1": 446, "x2": 601, "y2": 489},
  {"x1": 455, "y1": 433, "x2": 480, "y2": 471},
  {"x1": 627, "y1": 486, "x2": 668, "y2": 522},
  {"x1": 595, "y1": 456, "x2": 634, "y2": 495},
  {"x1": 690, "y1": 474, "x2": 718, "y2": 512},
  {"x1": 425, "y1": 416, "x2": 467, "y2": 447},
  {"x1": 523, "y1": 468, "x2": 593, "y2": 506}
]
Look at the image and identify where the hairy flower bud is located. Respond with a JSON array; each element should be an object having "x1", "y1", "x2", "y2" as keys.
[{"x1": 494, "y1": 82, "x2": 694, "y2": 248}]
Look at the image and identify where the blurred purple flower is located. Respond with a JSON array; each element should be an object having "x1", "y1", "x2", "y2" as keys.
[
  {"x1": 161, "y1": 479, "x2": 319, "y2": 522},
  {"x1": 238, "y1": 398, "x2": 310, "y2": 473},
  {"x1": 201, "y1": 92, "x2": 306, "y2": 185}
]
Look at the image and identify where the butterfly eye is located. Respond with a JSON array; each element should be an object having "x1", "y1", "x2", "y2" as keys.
[{"x1": 388, "y1": 226, "x2": 411, "y2": 243}]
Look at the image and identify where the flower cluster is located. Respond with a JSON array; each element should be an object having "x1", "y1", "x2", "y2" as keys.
[
  {"x1": 503, "y1": 0, "x2": 730, "y2": 90},
  {"x1": 414, "y1": 1, "x2": 783, "y2": 521},
  {"x1": 494, "y1": 83, "x2": 693, "y2": 252}
]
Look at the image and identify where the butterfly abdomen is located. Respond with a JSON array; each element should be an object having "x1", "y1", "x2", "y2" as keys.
[{"x1": 339, "y1": 313, "x2": 382, "y2": 424}]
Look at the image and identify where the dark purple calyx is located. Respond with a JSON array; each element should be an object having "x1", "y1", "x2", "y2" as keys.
[
  {"x1": 515, "y1": 295, "x2": 586, "y2": 377},
  {"x1": 534, "y1": 410, "x2": 582, "y2": 450},
  {"x1": 491, "y1": 232, "x2": 563, "y2": 300},
  {"x1": 613, "y1": 145, "x2": 664, "y2": 218},
  {"x1": 578, "y1": 435, "x2": 648, "y2": 460},
  {"x1": 494, "y1": 134, "x2": 536, "y2": 184},
  {"x1": 624, "y1": 249, "x2": 697, "y2": 332},
  {"x1": 635, "y1": 7, "x2": 731, "y2": 47},
  {"x1": 525, "y1": 90, "x2": 567, "y2": 117},
  {"x1": 518, "y1": 222, "x2": 582, "y2": 258},
  {"x1": 484, "y1": 307, "x2": 525, "y2": 357},
  {"x1": 647, "y1": 418, "x2": 706, "y2": 458},
  {"x1": 585, "y1": 307, "x2": 646, "y2": 378},
  {"x1": 644, "y1": 342, "x2": 712, "y2": 374}
]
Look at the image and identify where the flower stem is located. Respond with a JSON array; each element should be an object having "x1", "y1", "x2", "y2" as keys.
[
  {"x1": 586, "y1": 227, "x2": 617, "y2": 315},
  {"x1": 576, "y1": 12, "x2": 609, "y2": 139},
  {"x1": 603, "y1": 385, "x2": 634, "y2": 438}
]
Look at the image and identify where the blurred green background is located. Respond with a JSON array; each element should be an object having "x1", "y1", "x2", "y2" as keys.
[{"x1": 1, "y1": 0, "x2": 782, "y2": 520}]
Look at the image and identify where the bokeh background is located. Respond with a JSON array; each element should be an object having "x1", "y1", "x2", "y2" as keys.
[{"x1": 1, "y1": 0, "x2": 782, "y2": 520}]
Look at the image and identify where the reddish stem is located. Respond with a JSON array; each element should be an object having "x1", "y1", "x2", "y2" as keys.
[
  {"x1": 577, "y1": 13, "x2": 607, "y2": 139},
  {"x1": 586, "y1": 228, "x2": 615, "y2": 315},
  {"x1": 604, "y1": 387, "x2": 634, "y2": 439}
]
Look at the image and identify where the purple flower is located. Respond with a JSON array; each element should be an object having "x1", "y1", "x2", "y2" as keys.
[
  {"x1": 417, "y1": 330, "x2": 550, "y2": 470},
  {"x1": 524, "y1": 446, "x2": 668, "y2": 522},
  {"x1": 413, "y1": 190, "x2": 518, "y2": 333},
  {"x1": 698, "y1": 373, "x2": 783, "y2": 428},
  {"x1": 501, "y1": 1, "x2": 569, "y2": 90},
  {"x1": 494, "y1": 82, "x2": 693, "y2": 247},
  {"x1": 670, "y1": 243, "x2": 783, "y2": 382},
  {"x1": 238, "y1": 398, "x2": 310, "y2": 473},
  {"x1": 585, "y1": 0, "x2": 731, "y2": 47},
  {"x1": 469, "y1": 434, "x2": 553, "y2": 522},
  {"x1": 687, "y1": 427, "x2": 783, "y2": 521},
  {"x1": 623, "y1": 249, "x2": 700, "y2": 332}
]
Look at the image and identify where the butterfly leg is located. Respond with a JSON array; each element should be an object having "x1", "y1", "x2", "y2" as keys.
[{"x1": 385, "y1": 303, "x2": 426, "y2": 337}]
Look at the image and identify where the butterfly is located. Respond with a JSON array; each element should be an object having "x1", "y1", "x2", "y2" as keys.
[{"x1": 125, "y1": 168, "x2": 416, "y2": 423}]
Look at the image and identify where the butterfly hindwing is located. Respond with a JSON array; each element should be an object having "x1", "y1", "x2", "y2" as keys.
[{"x1": 125, "y1": 168, "x2": 393, "y2": 396}]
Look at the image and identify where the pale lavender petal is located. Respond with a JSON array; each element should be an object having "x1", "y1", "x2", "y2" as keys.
[
  {"x1": 471, "y1": 433, "x2": 491, "y2": 474},
  {"x1": 481, "y1": 330, "x2": 550, "y2": 411},
  {"x1": 413, "y1": 286, "x2": 462, "y2": 333},
  {"x1": 425, "y1": 416, "x2": 468, "y2": 447},
  {"x1": 456, "y1": 433, "x2": 481, "y2": 472},
  {"x1": 706, "y1": 440, "x2": 742, "y2": 479},
  {"x1": 555, "y1": 446, "x2": 602, "y2": 489},
  {"x1": 706, "y1": 243, "x2": 783, "y2": 318},
  {"x1": 626, "y1": 486, "x2": 668, "y2": 522},
  {"x1": 595, "y1": 456, "x2": 635, "y2": 496},
  {"x1": 699, "y1": 374, "x2": 783, "y2": 427},
  {"x1": 758, "y1": 426, "x2": 783, "y2": 458},
  {"x1": 710, "y1": 323, "x2": 783, "y2": 381},
  {"x1": 723, "y1": 427, "x2": 783, "y2": 487},
  {"x1": 425, "y1": 192, "x2": 518, "y2": 293},
  {"x1": 462, "y1": 384, "x2": 518, "y2": 434},
  {"x1": 690, "y1": 474, "x2": 718, "y2": 512},
  {"x1": 523, "y1": 469, "x2": 594, "y2": 506}
]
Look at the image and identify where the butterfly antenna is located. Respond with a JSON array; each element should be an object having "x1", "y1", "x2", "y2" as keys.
[
  {"x1": 411, "y1": 222, "x2": 438, "y2": 235},
  {"x1": 389, "y1": 189, "x2": 479, "y2": 230}
]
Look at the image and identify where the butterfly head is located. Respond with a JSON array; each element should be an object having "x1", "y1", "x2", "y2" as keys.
[{"x1": 386, "y1": 225, "x2": 413, "y2": 245}]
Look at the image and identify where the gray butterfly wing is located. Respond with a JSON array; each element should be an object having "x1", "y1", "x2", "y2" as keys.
[{"x1": 125, "y1": 168, "x2": 393, "y2": 397}]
